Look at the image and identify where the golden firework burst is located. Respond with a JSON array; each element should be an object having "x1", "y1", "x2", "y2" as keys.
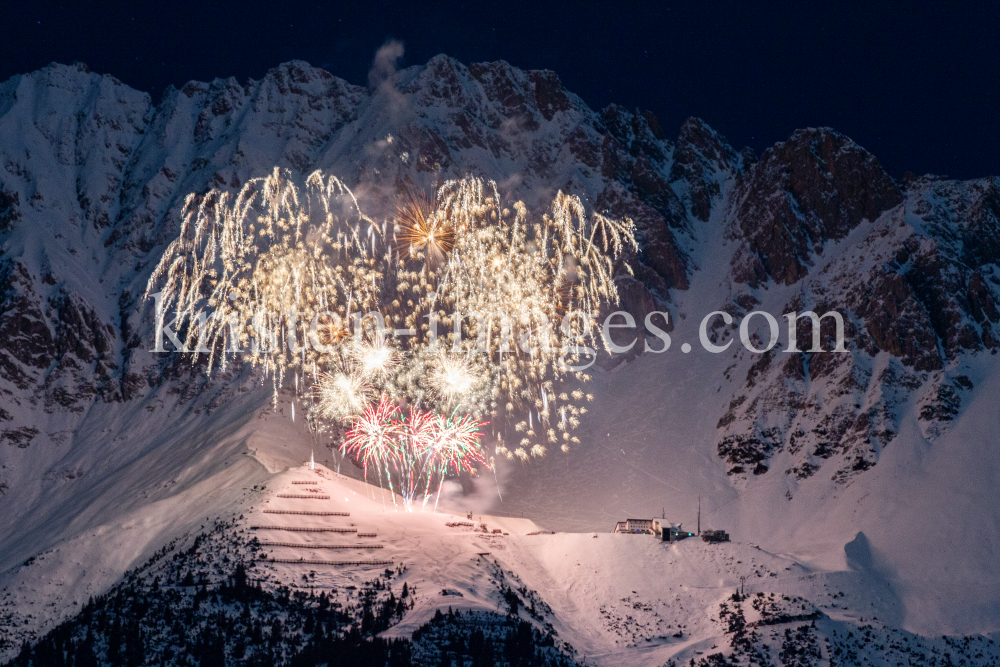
[
  {"x1": 311, "y1": 313, "x2": 351, "y2": 348},
  {"x1": 395, "y1": 190, "x2": 454, "y2": 265}
]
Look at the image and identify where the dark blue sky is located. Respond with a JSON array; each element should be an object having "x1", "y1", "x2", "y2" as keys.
[{"x1": 4, "y1": 1, "x2": 998, "y2": 179}]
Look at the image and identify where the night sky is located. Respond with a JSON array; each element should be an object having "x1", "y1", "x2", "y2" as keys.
[{"x1": 4, "y1": 1, "x2": 998, "y2": 180}]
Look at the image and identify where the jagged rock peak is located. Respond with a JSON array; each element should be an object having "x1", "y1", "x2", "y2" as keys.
[
  {"x1": 675, "y1": 116, "x2": 740, "y2": 172},
  {"x1": 599, "y1": 104, "x2": 671, "y2": 161},
  {"x1": 729, "y1": 126, "x2": 903, "y2": 286},
  {"x1": 669, "y1": 116, "x2": 742, "y2": 222}
]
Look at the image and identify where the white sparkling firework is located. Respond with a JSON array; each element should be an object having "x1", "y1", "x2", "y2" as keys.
[
  {"x1": 145, "y1": 168, "x2": 383, "y2": 398},
  {"x1": 427, "y1": 353, "x2": 482, "y2": 406},
  {"x1": 352, "y1": 338, "x2": 401, "y2": 380},
  {"x1": 147, "y1": 171, "x2": 636, "y2": 458},
  {"x1": 314, "y1": 370, "x2": 370, "y2": 421}
]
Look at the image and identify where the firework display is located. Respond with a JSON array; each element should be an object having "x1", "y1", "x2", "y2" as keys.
[
  {"x1": 146, "y1": 167, "x2": 386, "y2": 392},
  {"x1": 147, "y1": 168, "x2": 635, "y2": 506},
  {"x1": 341, "y1": 394, "x2": 488, "y2": 511}
]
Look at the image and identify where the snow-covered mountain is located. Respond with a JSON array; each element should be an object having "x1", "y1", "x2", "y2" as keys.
[
  {"x1": 1, "y1": 56, "x2": 999, "y2": 660},
  {"x1": 11, "y1": 466, "x2": 1000, "y2": 666}
]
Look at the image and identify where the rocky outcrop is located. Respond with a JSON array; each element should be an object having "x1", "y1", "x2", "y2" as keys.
[
  {"x1": 0, "y1": 260, "x2": 119, "y2": 413},
  {"x1": 715, "y1": 161, "x2": 999, "y2": 485},
  {"x1": 670, "y1": 116, "x2": 744, "y2": 222},
  {"x1": 728, "y1": 128, "x2": 903, "y2": 287}
]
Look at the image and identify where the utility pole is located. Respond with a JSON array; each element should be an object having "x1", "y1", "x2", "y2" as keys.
[{"x1": 697, "y1": 495, "x2": 701, "y2": 536}]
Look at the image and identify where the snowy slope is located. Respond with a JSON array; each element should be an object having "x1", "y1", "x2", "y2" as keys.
[{"x1": 12, "y1": 460, "x2": 1000, "y2": 665}]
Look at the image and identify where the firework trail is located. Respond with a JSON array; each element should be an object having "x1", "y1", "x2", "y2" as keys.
[
  {"x1": 421, "y1": 411, "x2": 489, "y2": 511},
  {"x1": 342, "y1": 394, "x2": 400, "y2": 508}
]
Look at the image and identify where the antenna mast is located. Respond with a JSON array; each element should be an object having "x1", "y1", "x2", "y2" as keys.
[{"x1": 697, "y1": 494, "x2": 701, "y2": 536}]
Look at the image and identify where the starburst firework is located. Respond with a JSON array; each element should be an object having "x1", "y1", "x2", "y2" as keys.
[
  {"x1": 353, "y1": 338, "x2": 401, "y2": 380},
  {"x1": 314, "y1": 370, "x2": 371, "y2": 421},
  {"x1": 427, "y1": 353, "x2": 482, "y2": 406},
  {"x1": 395, "y1": 190, "x2": 454, "y2": 266}
]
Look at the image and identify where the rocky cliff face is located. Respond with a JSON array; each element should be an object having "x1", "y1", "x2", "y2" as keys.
[
  {"x1": 1, "y1": 56, "x2": 998, "y2": 500},
  {"x1": 715, "y1": 129, "x2": 999, "y2": 484},
  {"x1": 728, "y1": 128, "x2": 904, "y2": 287}
]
